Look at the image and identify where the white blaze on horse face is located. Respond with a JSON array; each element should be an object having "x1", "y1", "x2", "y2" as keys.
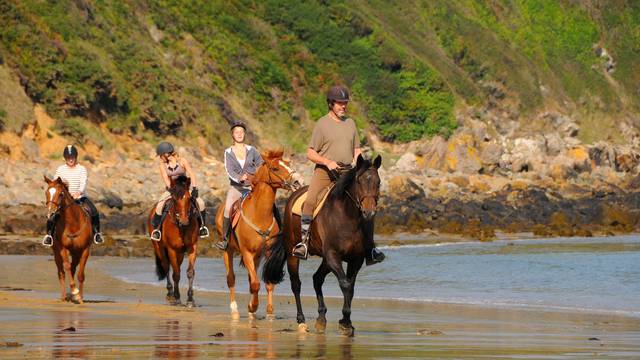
[
  {"x1": 48, "y1": 187, "x2": 57, "y2": 200},
  {"x1": 278, "y1": 160, "x2": 293, "y2": 175}
]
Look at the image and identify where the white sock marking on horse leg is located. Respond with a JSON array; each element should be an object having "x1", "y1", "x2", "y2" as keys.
[{"x1": 230, "y1": 301, "x2": 238, "y2": 312}]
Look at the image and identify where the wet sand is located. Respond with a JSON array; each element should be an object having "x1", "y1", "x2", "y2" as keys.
[{"x1": 0, "y1": 255, "x2": 639, "y2": 359}]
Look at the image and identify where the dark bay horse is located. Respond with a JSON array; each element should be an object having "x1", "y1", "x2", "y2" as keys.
[
  {"x1": 147, "y1": 175, "x2": 199, "y2": 307},
  {"x1": 44, "y1": 176, "x2": 94, "y2": 303},
  {"x1": 215, "y1": 149, "x2": 302, "y2": 319},
  {"x1": 263, "y1": 155, "x2": 382, "y2": 336}
]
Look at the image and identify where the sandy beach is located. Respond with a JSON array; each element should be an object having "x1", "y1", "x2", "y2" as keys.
[{"x1": 0, "y1": 255, "x2": 639, "y2": 359}]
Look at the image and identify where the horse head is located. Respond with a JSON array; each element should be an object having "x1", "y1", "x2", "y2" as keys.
[
  {"x1": 169, "y1": 175, "x2": 192, "y2": 227},
  {"x1": 44, "y1": 175, "x2": 70, "y2": 219},
  {"x1": 333, "y1": 155, "x2": 382, "y2": 220},
  {"x1": 253, "y1": 149, "x2": 304, "y2": 191}
]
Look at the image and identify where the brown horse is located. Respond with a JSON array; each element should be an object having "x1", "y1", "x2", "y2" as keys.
[
  {"x1": 215, "y1": 149, "x2": 302, "y2": 319},
  {"x1": 263, "y1": 155, "x2": 382, "y2": 336},
  {"x1": 147, "y1": 175, "x2": 199, "y2": 307},
  {"x1": 44, "y1": 176, "x2": 94, "y2": 304}
]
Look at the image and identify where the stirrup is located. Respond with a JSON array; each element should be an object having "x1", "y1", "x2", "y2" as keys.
[
  {"x1": 93, "y1": 233, "x2": 104, "y2": 244},
  {"x1": 292, "y1": 243, "x2": 308, "y2": 260},
  {"x1": 215, "y1": 240, "x2": 228, "y2": 250},
  {"x1": 199, "y1": 226, "x2": 210, "y2": 238},
  {"x1": 42, "y1": 234, "x2": 53, "y2": 247},
  {"x1": 150, "y1": 229, "x2": 162, "y2": 241}
]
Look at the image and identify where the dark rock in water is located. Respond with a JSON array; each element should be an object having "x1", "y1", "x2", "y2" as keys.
[
  {"x1": 588, "y1": 337, "x2": 600, "y2": 341},
  {"x1": 99, "y1": 190, "x2": 124, "y2": 210},
  {"x1": 209, "y1": 332, "x2": 224, "y2": 337},
  {"x1": 60, "y1": 326, "x2": 76, "y2": 332},
  {"x1": 2, "y1": 342, "x2": 23, "y2": 347}
]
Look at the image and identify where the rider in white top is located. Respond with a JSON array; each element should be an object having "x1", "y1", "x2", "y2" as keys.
[{"x1": 43, "y1": 145, "x2": 104, "y2": 246}]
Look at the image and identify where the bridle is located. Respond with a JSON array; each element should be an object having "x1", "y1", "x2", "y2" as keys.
[
  {"x1": 254, "y1": 160, "x2": 298, "y2": 190},
  {"x1": 343, "y1": 167, "x2": 380, "y2": 213},
  {"x1": 46, "y1": 185, "x2": 65, "y2": 218}
]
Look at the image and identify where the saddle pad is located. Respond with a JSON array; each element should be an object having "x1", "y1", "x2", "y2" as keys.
[{"x1": 291, "y1": 184, "x2": 334, "y2": 218}]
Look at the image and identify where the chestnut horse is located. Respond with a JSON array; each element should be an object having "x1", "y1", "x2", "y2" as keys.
[
  {"x1": 215, "y1": 149, "x2": 302, "y2": 319},
  {"x1": 147, "y1": 175, "x2": 199, "y2": 307},
  {"x1": 44, "y1": 176, "x2": 94, "y2": 303},
  {"x1": 263, "y1": 155, "x2": 382, "y2": 336}
]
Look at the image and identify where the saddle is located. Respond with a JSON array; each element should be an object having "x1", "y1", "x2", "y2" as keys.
[
  {"x1": 229, "y1": 192, "x2": 251, "y2": 230},
  {"x1": 291, "y1": 184, "x2": 334, "y2": 219},
  {"x1": 75, "y1": 199, "x2": 95, "y2": 218}
]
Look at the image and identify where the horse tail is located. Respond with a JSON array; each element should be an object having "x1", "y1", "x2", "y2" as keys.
[
  {"x1": 262, "y1": 232, "x2": 286, "y2": 284},
  {"x1": 155, "y1": 248, "x2": 169, "y2": 281}
]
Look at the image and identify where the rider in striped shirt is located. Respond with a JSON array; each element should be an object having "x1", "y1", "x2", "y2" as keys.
[{"x1": 42, "y1": 145, "x2": 104, "y2": 246}]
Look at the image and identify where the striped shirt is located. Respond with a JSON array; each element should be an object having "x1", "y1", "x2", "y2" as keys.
[{"x1": 54, "y1": 164, "x2": 88, "y2": 198}]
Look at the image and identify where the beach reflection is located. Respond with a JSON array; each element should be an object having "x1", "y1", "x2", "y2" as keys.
[
  {"x1": 52, "y1": 311, "x2": 88, "y2": 359},
  {"x1": 154, "y1": 319, "x2": 199, "y2": 359},
  {"x1": 225, "y1": 319, "x2": 276, "y2": 359}
]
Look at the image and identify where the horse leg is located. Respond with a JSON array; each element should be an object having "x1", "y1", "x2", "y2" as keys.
[
  {"x1": 313, "y1": 260, "x2": 332, "y2": 334},
  {"x1": 223, "y1": 248, "x2": 239, "y2": 319},
  {"x1": 168, "y1": 249, "x2": 182, "y2": 305},
  {"x1": 185, "y1": 245, "x2": 197, "y2": 308},
  {"x1": 287, "y1": 256, "x2": 307, "y2": 332},
  {"x1": 54, "y1": 250, "x2": 66, "y2": 301},
  {"x1": 75, "y1": 247, "x2": 91, "y2": 304},
  {"x1": 61, "y1": 248, "x2": 76, "y2": 302},
  {"x1": 69, "y1": 251, "x2": 82, "y2": 304},
  {"x1": 326, "y1": 255, "x2": 361, "y2": 337},
  {"x1": 243, "y1": 251, "x2": 260, "y2": 317},
  {"x1": 265, "y1": 281, "x2": 275, "y2": 320}
]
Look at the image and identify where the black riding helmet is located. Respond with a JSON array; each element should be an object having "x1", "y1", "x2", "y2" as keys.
[
  {"x1": 230, "y1": 121, "x2": 246, "y2": 132},
  {"x1": 63, "y1": 144, "x2": 78, "y2": 159},
  {"x1": 156, "y1": 141, "x2": 175, "y2": 156},
  {"x1": 326, "y1": 85, "x2": 350, "y2": 107}
]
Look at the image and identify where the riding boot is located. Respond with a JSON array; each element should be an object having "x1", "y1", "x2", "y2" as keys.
[
  {"x1": 198, "y1": 210, "x2": 210, "y2": 238},
  {"x1": 365, "y1": 247, "x2": 386, "y2": 266},
  {"x1": 292, "y1": 215, "x2": 312, "y2": 260},
  {"x1": 216, "y1": 217, "x2": 230, "y2": 250},
  {"x1": 42, "y1": 216, "x2": 56, "y2": 247},
  {"x1": 150, "y1": 213, "x2": 162, "y2": 241},
  {"x1": 91, "y1": 214, "x2": 104, "y2": 244}
]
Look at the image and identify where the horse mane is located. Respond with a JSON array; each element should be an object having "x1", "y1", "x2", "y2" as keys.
[
  {"x1": 329, "y1": 157, "x2": 372, "y2": 199},
  {"x1": 262, "y1": 148, "x2": 284, "y2": 161}
]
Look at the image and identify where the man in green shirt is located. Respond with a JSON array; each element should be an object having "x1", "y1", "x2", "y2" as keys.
[{"x1": 292, "y1": 85, "x2": 385, "y2": 265}]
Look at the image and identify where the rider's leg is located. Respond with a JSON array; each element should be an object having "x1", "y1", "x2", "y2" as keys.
[
  {"x1": 151, "y1": 192, "x2": 170, "y2": 241},
  {"x1": 83, "y1": 197, "x2": 104, "y2": 244},
  {"x1": 216, "y1": 187, "x2": 242, "y2": 250},
  {"x1": 293, "y1": 167, "x2": 331, "y2": 259},
  {"x1": 42, "y1": 213, "x2": 58, "y2": 246},
  {"x1": 195, "y1": 197, "x2": 209, "y2": 237}
]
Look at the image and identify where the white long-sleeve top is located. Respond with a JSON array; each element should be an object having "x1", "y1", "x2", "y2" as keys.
[{"x1": 54, "y1": 164, "x2": 88, "y2": 198}]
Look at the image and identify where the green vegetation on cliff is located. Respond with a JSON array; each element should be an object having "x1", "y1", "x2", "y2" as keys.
[{"x1": 0, "y1": 0, "x2": 638, "y2": 148}]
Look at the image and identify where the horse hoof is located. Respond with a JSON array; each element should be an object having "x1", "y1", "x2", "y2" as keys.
[
  {"x1": 266, "y1": 313, "x2": 276, "y2": 321},
  {"x1": 339, "y1": 323, "x2": 355, "y2": 337},
  {"x1": 186, "y1": 301, "x2": 195, "y2": 309},
  {"x1": 248, "y1": 312, "x2": 256, "y2": 320},
  {"x1": 315, "y1": 319, "x2": 326, "y2": 334},
  {"x1": 298, "y1": 323, "x2": 309, "y2": 333}
]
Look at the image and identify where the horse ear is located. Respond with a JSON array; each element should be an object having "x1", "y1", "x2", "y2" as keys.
[
  {"x1": 373, "y1": 155, "x2": 382, "y2": 169},
  {"x1": 44, "y1": 175, "x2": 52, "y2": 184},
  {"x1": 356, "y1": 154, "x2": 365, "y2": 169}
]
